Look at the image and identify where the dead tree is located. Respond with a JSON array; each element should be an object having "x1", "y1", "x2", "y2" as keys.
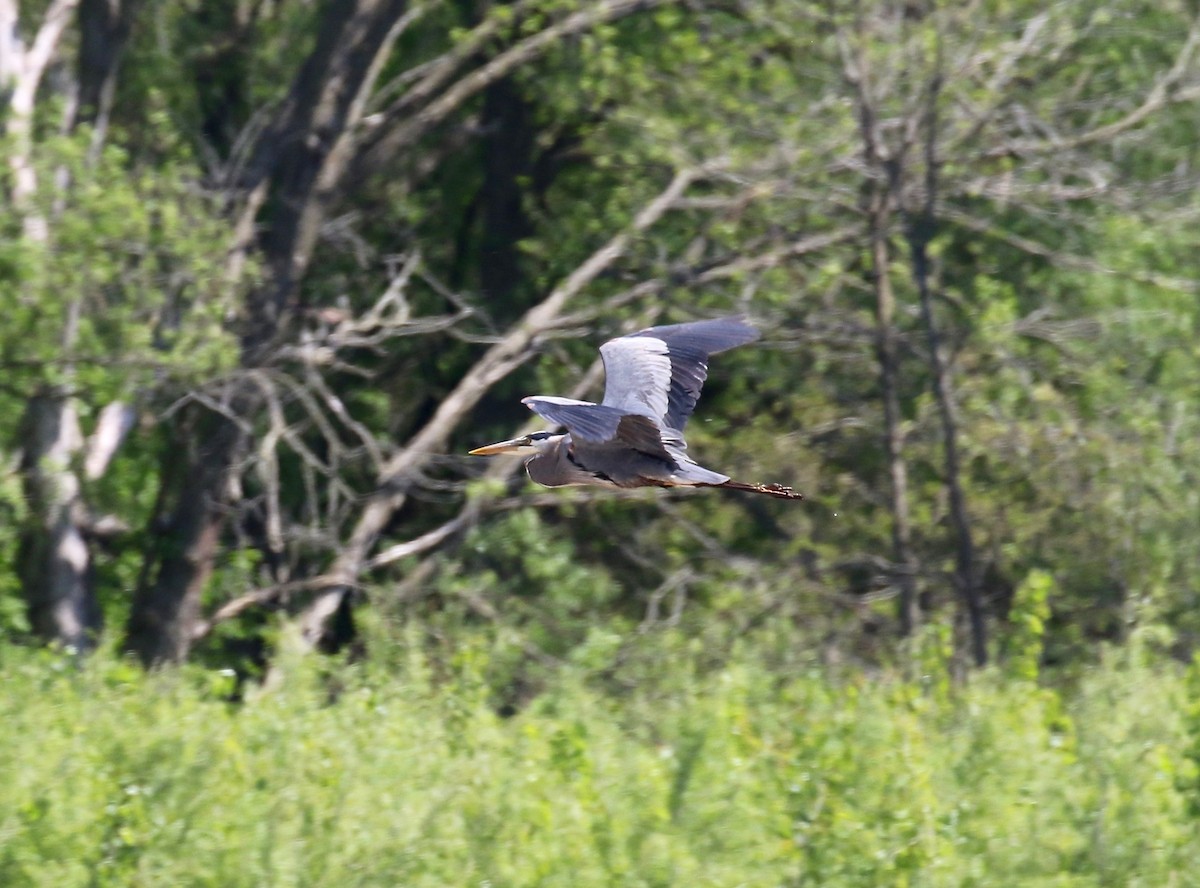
[{"x1": 126, "y1": 0, "x2": 677, "y2": 665}]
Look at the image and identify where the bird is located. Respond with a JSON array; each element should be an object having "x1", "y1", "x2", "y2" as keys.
[{"x1": 468, "y1": 317, "x2": 801, "y2": 499}]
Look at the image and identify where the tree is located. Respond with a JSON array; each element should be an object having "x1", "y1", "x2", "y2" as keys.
[
  {"x1": 3, "y1": 0, "x2": 1199, "y2": 679},
  {"x1": 125, "y1": 0, "x2": 689, "y2": 663}
]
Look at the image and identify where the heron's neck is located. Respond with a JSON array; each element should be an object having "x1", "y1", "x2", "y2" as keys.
[{"x1": 525, "y1": 435, "x2": 588, "y2": 487}]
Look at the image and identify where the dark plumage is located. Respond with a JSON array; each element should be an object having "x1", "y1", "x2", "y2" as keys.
[{"x1": 469, "y1": 317, "x2": 801, "y2": 499}]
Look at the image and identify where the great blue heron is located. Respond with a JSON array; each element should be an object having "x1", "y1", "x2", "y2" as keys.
[{"x1": 469, "y1": 317, "x2": 801, "y2": 499}]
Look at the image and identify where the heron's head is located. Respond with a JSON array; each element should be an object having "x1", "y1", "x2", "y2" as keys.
[{"x1": 468, "y1": 431, "x2": 561, "y2": 456}]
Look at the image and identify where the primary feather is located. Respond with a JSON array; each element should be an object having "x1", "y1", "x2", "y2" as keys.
[{"x1": 599, "y1": 317, "x2": 760, "y2": 432}]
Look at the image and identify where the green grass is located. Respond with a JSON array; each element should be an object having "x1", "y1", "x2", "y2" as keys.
[{"x1": 0, "y1": 637, "x2": 1196, "y2": 887}]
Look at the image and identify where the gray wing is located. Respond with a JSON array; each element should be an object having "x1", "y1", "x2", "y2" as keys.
[
  {"x1": 599, "y1": 317, "x2": 760, "y2": 431},
  {"x1": 522, "y1": 396, "x2": 675, "y2": 464}
]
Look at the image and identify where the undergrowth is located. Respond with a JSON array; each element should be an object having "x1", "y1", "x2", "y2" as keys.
[{"x1": 0, "y1": 632, "x2": 1196, "y2": 887}]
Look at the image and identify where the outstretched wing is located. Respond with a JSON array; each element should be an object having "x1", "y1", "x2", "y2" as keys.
[{"x1": 599, "y1": 317, "x2": 760, "y2": 431}]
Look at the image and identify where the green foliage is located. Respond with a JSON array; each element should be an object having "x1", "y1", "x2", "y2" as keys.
[
  {"x1": 2, "y1": 1, "x2": 1199, "y2": 881},
  {"x1": 2, "y1": 0, "x2": 1200, "y2": 812},
  {"x1": 1177, "y1": 654, "x2": 1200, "y2": 818},
  {"x1": 1003, "y1": 569, "x2": 1054, "y2": 682},
  {"x1": 0, "y1": 130, "x2": 238, "y2": 399},
  {"x1": 0, "y1": 644, "x2": 1195, "y2": 886}
]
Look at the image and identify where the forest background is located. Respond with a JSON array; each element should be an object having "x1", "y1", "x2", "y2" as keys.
[{"x1": 3, "y1": 0, "x2": 1200, "y2": 883}]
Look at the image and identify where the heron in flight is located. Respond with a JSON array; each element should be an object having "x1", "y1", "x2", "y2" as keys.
[{"x1": 469, "y1": 317, "x2": 801, "y2": 499}]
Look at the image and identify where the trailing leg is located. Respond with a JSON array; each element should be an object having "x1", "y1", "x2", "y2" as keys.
[{"x1": 704, "y1": 479, "x2": 803, "y2": 500}]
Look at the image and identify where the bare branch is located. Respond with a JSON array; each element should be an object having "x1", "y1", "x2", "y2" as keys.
[
  {"x1": 375, "y1": 164, "x2": 701, "y2": 487},
  {"x1": 356, "y1": 0, "x2": 672, "y2": 173},
  {"x1": 3, "y1": 0, "x2": 81, "y2": 240},
  {"x1": 945, "y1": 209, "x2": 1199, "y2": 293},
  {"x1": 987, "y1": 17, "x2": 1200, "y2": 158},
  {"x1": 365, "y1": 0, "x2": 545, "y2": 118},
  {"x1": 558, "y1": 226, "x2": 861, "y2": 328},
  {"x1": 84, "y1": 402, "x2": 137, "y2": 480},
  {"x1": 946, "y1": 13, "x2": 1051, "y2": 153},
  {"x1": 214, "y1": 165, "x2": 700, "y2": 647},
  {"x1": 365, "y1": 510, "x2": 478, "y2": 571},
  {"x1": 190, "y1": 574, "x2": 354, "y2": 642}
]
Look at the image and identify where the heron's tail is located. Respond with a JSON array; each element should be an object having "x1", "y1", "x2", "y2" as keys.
[{"x1": 705, "y1": 479, "x2": 803, "y2": 500}]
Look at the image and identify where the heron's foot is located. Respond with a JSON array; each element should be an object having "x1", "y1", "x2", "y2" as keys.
[
  {"x1": 756, "y1": 482, "x2": 803, "y2": 500},
  {"x1": 712, "y1": 479, "x2": 803, "y2": 499}
]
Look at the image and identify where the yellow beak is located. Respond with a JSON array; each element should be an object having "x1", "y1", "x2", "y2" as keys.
[{"x1": 468, "y1": 437, "x2": 528, "y2": 456}]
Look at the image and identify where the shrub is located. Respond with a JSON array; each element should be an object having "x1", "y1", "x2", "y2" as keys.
[{"x1": 0, "y1": 640, "x2": 1193, "y2": 886}]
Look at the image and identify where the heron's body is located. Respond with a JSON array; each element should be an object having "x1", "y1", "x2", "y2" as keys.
[
  {"x1": 470, "y1": 318, "x2": 800, "y2": 500},
  {"x1": 518, "y1": 420, "x2": 726, "y2": 491}
]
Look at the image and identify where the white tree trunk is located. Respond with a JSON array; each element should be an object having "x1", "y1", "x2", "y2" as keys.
[
  {"x1": 1, "y1": 0, "x2": 80, "y2": 240},
  {"x1": 18, "y1": 391, "x2": 99, "y2": 650}
]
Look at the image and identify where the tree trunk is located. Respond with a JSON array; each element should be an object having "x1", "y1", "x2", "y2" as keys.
[
  {"x1": 8, "y1": 1, "x2": 107, "y2": 650},
  {"x1": 18, "y1": 390, "x2": 100, "y2": 650},
  {"x1": 867, "y1": 193, "x2": 919, "y2": 636},
  {"x1": 76, "y1": 0, "x2": 140, "y2": 130},
  {"x1": 2, "y1": 0, "x2": 80, "y2": 240},
  {"x1": 126, "y1": 0, "x2": 411, "y2": 665},
  {"x1": 848, "y1": 36, "x2": 920, "y2": 638},
  {"x1": 907, "y1": 65, "x2": 986, "y2": 665},
  {"x1": 244, "y1": 0, "x2": 412, "y2": 347},
  {"x1": 908, "y1": 224, "x2": 986, "y2": 665},
  {"x1": 477, "y1": 76, "x2": 536, "y2": 303},
  {"x1": 126, "y1": 408, "x2": 242, "y2": 666}
]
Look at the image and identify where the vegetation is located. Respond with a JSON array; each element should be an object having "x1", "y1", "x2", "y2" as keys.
[
  {"x1": 2, "y1": 0, "x2": 1199, "y2": 881},
  {"x1": 1, "y1": 637, "x2": 1197, "y2": 886}
]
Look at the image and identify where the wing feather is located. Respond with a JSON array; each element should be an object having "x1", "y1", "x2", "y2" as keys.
[
  {"x1": 599, "y1": 317, "x2": 760, "y2": 431},
  {"x1": 598, "y1": 337, "x2": 672, "y2": 420}
]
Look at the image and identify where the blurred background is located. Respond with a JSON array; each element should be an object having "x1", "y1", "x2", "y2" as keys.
[{"x1": 2, "y1": 0, "x2": 1199, "y2": 883}]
